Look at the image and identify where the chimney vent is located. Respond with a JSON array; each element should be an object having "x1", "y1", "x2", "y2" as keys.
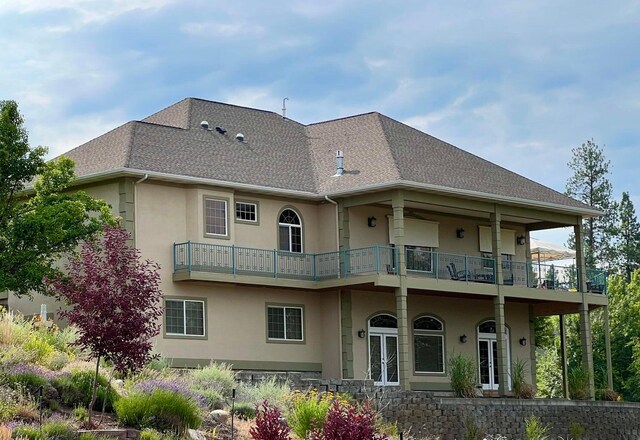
[
  {"x1": 235, "y1": 133, "x2": 245, "y2": 142},
  {"x1": 200, "y1": 121, "x2": 209, "y2": 129},
  {"x1": 335, "y1": 150, "x2": 344, "y2": 176}
]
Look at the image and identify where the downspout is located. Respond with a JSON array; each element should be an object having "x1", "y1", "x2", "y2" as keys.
[
  {"x1": 133, "y1": 174, "x2": 149, "y2": 247},
  {"x1": 324, "y1": 195, "x2": 344, "y2": 379}
]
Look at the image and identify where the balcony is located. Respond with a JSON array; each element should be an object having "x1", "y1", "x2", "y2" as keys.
[{"x1": 172, "y1": 242, "x2": 607, "y2": 294}]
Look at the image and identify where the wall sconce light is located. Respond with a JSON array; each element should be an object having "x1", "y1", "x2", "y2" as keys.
[
  {"x1": 456, "y1": 228, "x2": 465, "y2": 239},
  {"x1": 517, "y1": 235, "x2": 526, "y2": 246},
  {"x1": 367, "y1": 216, "x2": 377, "y2": 228},
  {"x1": 357, "y1": 329, "x2": 366, "y2": 339},
  {"x1": 459, "y1": 334, "x2": 468, "y2": 343},
  {"x1": 519, "y1": 337, "x2": 527, "y2": 346}
]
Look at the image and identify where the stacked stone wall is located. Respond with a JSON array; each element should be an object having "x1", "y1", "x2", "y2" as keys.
[{"x1": 235, "y1": 372, "x2": 640, "y2": 439}]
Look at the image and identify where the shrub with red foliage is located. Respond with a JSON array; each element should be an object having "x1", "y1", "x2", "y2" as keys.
[
  {"x1": 250, "y1": 402, "x2": 291, "y2": 440},
  {"x1": 310, "y1": 400, "x2": 388, "y2": 440}
]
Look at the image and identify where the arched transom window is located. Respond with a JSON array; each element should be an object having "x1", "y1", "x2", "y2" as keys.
[
  {"x1": 413, "y1": 315, "x2": 445, "y2": 373},
  {"x1": 278, "y1": 209, "x2": 302, "y2": 253}
]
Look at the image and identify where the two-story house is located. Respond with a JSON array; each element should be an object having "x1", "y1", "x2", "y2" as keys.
[{"x1": 7, "y1": 98, "x2": 610, "y2": 397}]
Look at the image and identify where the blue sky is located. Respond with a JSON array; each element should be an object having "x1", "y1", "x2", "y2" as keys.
[{"x1": 2, "y1": 0, "x2": 639, "y2": 244}]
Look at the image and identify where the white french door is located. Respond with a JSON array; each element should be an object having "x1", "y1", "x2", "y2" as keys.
[
  {"x1": 477, "y1": 321, "x2": 510, "y2": 391},
  {"x1": 368, "y1": 330, "x2": 399, "y2": 386}
]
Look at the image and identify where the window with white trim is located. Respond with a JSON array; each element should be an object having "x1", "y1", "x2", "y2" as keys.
[
  {"x1": 235, "y1": 202, "x2": 257, "y2": 222},
  {"x1": 278, "y1": 209, "x2": 302, "y2": 253},
  {"x1": 413, "y1": 315, "x2": 444, "y2": 373},
  {"x1": 267, "y1": 305, "x2": 303, "y2": 341},
  {"x1": 204, "y1": 198, "x2": 227, "y2": 236},
  {"x1": 165, "y1": 299, "x2": 205, "y2": 336}
]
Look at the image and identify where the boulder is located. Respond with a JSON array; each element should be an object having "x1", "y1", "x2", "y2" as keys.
[
  {"x1": 187, "y1": 429, "x2": 207, "y2": 440},
  {"x1": 210, "y1": 409, "x2": 230, "y2": 424}
]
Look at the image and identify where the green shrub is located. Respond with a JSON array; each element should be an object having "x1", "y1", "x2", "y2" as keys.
[
  {"x1": 53, "y1": 369, "x2": 119, "y2": 412},
  {"x1": 12, "y1": 422, "x2": 74, "y2": 440},
  {"x1": 23, "y1": 334, "x2": 55, "y2": 364},
  {"x1": 568, "y1": 366, "x2": 590, "y2": 400},
  {"x1": 0, "y1": 387, "x2": 18, "y2": 422},
  {"x1": 237, "y1": 377, "x2": 289, "y2": 410},
  {"x1": 524, "y1": 414, "x2": 549, "y2": 440},
  {"x1": 448, "y1": 353, "x2": 477, "y2": 398},
  {"x1": 287, "y1": 390, "x2": 333, "y2": 439},
  {"x1": 232, "y1": 402, "x2": 256, "y2": 420},
  {"x1": 187, "y1": 362, "x2": 236, "y2": 399},
  {"x1": 569, "y1": 422, "x2": 585, "y2": 440},
  {"x1": 464, "y1": 415, "x2": 483, "y2": 440},
  {"x1": 114, "y1": 390, "x2": 202, "y2": 435},
  {"x1": 139, "y1": 429, "x2": 163, "y2": 440},
  {"x1": 597, "y1": 388, "x2": 620, "y2": 401},
  {"x1": 45, "y1": 352, "x2": 72, "y2": 371},
  {"x1": 73, "y1": 405, "x2": 89, "y2": 422}
]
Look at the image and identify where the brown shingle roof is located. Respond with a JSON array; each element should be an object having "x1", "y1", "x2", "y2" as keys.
[{"x1": 63, "y1": 97, "x2": 593, "y2": 212}]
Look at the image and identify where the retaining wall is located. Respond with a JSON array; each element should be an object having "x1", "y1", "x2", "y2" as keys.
[{"x1": 236, "y1": 373, "x2": 640, "y2": 439}]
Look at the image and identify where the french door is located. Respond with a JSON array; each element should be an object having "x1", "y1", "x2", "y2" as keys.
[
  {"x1": 478, "y1": 338, "x2": 499, "y2": 390},
  {"x1": 369, "y1": 332, "x2": 399, "y2": 386}
]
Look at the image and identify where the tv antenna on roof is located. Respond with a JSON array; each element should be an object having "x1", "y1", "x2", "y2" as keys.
[{"x1": 282, "y1": 97, "x2": 289, "y2": 119}]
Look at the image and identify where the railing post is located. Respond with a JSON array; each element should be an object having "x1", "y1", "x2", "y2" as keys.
[
  {"x1": 173, "y1": 243, "x2": 176, "y2": 272},
  {"x1": 493, "y1": 257, "x2": 497, "y2": 285},
  {"x1": 464, "y1": 255, "x2": 468, "y2": 281},
  {"x1": 274, "y1": 250, "x2": 278, "y2": 278},
  {"x1": 187, "y1": 241, "x2": 192, "y2": 273},
  {"x1": 375, "y1": 245, "x2": 380, "y2": 274},
  {"x1": 433, "y1": 251, "x2": 438, "y2": 279},
  {"x1": 313, "y1": 254, "x2": 317, "y2": 281},
  {"x1": 231, "y1": 245, "x2": 236, "y2": 276},
  {"x1": 343, "y1": 249, "x2": 348, "y2": 278}
]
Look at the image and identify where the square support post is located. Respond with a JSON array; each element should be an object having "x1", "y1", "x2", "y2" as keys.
[
  {"x1": 603, "y1": 305, "x2": 614, "y2": 390},
  {"x1": 574, "y1": 221, "x2": 587, "y2": 293},
  {"x1": 337, "y1": 203, "x2": 350, "y2": 277},
  {"x1": 490, "y1": 209, "x2": 504, "y2": 284},
  {"x1": 392, "y1": 191, "x2": 410, "y2": 390},
  {"x1": 494, "y1": 296, "x2": 509, "y2": 396},
  {"x1": 578, "y1": 302, "x2": 596, "y2": 399},
  {"x1": 559, "y1": 314, "x2": 569, "y2": 399},
  {"x1": 340, "y1": 290, "x2": 354, "y2": 379}
]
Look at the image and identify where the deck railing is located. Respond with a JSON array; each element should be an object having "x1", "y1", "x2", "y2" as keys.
[
  {"x1": 173, "y1": 242, "x2": 397, "y2": 281},
  {"x1": 173, "y1": 242, "x2": 607, "y2": 293}
]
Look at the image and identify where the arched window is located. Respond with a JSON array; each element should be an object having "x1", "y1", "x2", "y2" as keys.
[
  {"x1": 369, "y1": 314, "x2": 397, "y2": 329},
  {"x1": 478, "y1": 321, "x2": 496, "y2": 334},
  {"x1": 278, "y1": 209, "x2": 302, "y2": 253},
  {"x1": 413, "y1": 315, "x2": 445, "y2": 373}
]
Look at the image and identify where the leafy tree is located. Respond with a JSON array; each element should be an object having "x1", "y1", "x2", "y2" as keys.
[
  {"x1": 611, "y1": 192, "x2": 640, "y2": 281},
  {"x1": 566, "y1": 139, "x2": 616, "y2": 268},
  {"x1": 0, "y1": 100, "x2": 114, "y2": 297},
  {"x1": 51, "y1": 226, "x2": 163, "y2": 425}
]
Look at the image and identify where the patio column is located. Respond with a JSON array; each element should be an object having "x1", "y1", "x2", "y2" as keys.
[
  {"x1": 340, "y1": 290, "x2": 354, "y2": 379},
  {"x1": 579, "y1": 302, "x2": 596, "y2": 399},
  {"x1": 392, "y1": 190, "x2": 410, "y2": 390},
  {"x1": 494, "y1": 296, "x2": 509, "y2": 396},
  {"x1": 559, "y1": 314, "x2": 569, "y2": 398},
  {"x1": 574, "y1": 221, "x2": 587, "y2": 292},
  {"x1": 337, "y1": 202, "x2": 350, "y2": 276},
  {"x1": 603, "y1": 305, "x2": 614, "y2": 390},
  {"x1": 490, "y1": 209, "x2": 504, "y2": 284}
]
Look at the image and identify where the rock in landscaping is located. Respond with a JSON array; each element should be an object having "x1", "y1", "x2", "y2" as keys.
[
  {"x1": 210, "y1": 409, "x2": 230, "y2": 424},
  {"x1": 187, "y1": 429, "x2": 207, "y2": 440}
]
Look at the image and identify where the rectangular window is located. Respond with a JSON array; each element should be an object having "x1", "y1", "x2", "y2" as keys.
[
  {"x1": 165, "y1": 299, "x2": 205, "y2": 336},
  {"x1": 235, "y1": 202, "x2": 258, "y2": 223},
  {"x1": 205, "y1": 198, "x2": 227, "y2": 236},
  {"x1": 414, "y1": 334, "x2": 444, "y2": 373},
  {"x1": 267, "y1": 305, "x2": 303, "y2": 341}
]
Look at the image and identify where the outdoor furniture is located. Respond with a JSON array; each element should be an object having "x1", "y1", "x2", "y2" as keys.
[{"x1": 448, "y1": 263, "x2": 470, "y2": 281}]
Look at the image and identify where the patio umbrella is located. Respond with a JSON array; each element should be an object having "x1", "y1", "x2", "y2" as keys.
[{"x1": 530, "y1": 238, "x2": 576, "y2": 287}]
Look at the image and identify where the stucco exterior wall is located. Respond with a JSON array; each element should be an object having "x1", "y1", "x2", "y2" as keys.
[{"x1": 350, "y1": 291, "x2": 532, "y2": 388}]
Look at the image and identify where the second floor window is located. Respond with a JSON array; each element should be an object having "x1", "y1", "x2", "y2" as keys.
[
  {"x1": 236, "y1": 202, "x2": 257, "y2": 222},
  {"x1": 278, "y1": 208, "x2": 302, "y2": 253},
  {"x1": 205, "y1": 198, "x2": 227, "y2": 236}
]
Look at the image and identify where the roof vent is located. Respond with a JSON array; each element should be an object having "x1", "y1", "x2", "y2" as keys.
[
  {"x1": 215, "y1": 126, "x2": 227, "y2": 134},
  {"x1": 335, "y1": 150, "x2": 344, "y2": 176},
  {"x1": 235, "y1": 133, "x2": 245, "y2": 142},
  {"x1": 200, "y1": 121, "x2": 209, "y2": 129}
]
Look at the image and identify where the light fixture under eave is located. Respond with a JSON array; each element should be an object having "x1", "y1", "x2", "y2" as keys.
[
  {"x1": 519, "y1": 337, "x2": 527, "y2": 346},
  {"x1": 357, "y1": 329, "x2": 366, "y2": 339},
  {"x1": 368, "y1": 216, "x2": 377, "y2": 228},
  {"x1": 456, "y1": 228, "x2": 465, "y2": 239},
  {"x1": 459, "y1": 334, "x2": 468, "y2": 343},
  {"x1": 517, "y1": 235, "x2": 526, "y2": 246}
]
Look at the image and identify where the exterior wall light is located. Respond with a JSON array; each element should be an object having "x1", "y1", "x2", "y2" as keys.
[
  {"x1": 459, "y1": 334, "x2": 468, "y2": 343},
  {"x1": 519, "y1": 337, "x2": 527, "y2": 346},
  {"x1": 367, "y1": 216, "x2": 377, "y2": 228},
  {"x1": 517, "y1": 235, "x2": 526, "y2": 245},
  {"x1": 357, "y1": 329, "x2": 367, "y2": 339},
  {"x1": 456, "y1": 228, "x2": 465, "y2": 239}
]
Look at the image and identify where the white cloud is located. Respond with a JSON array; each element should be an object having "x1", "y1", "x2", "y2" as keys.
[{"x1": 181, "y1": 21, "x2": 265, "y2": 38}]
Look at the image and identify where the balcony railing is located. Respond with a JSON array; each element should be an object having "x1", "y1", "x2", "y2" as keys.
[
  {"x1": 173, "y1": 242, "x2": 397, "y2": 281},
  {"x1": 173, "y1": 242, "x2": 607, "y2": 294},
  {"x1": 405, "y1": 248, "x2": 607, "y2": 294}
]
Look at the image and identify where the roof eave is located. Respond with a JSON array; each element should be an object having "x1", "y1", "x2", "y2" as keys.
[{"x1": 323, "y1": 180, "x2": 603, "y2": 217}]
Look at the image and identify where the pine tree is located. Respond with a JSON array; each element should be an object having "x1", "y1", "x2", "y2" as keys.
[
  {"x1": 566, "y1": 139, "x2": 616, "y2": 268},
  {"x1": 612, "y1": 192, "x2": 640, "y2": 282}
]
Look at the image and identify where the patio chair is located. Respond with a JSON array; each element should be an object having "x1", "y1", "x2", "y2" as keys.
[{"x1": 449, "y1": 263, "x2": 470, "y2": 281}]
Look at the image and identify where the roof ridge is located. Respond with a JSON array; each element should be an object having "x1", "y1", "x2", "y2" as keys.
[
  {"x1": 187, "y1": 97, "x2": 295, "y2": 120},
  {"x1": 306, "y1": 111, "x2": 379, "y2": 126},
  {"x1": 124, "y1": 121, "x2": 138, "y2": 168},
  {"x1": 372, "y1": 113, "x2": 402, "y2": 181}
]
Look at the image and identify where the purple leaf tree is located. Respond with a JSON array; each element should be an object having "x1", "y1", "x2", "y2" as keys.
[{"x1": 51, "y1": 225, "x2": 163, "y2": 425}]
